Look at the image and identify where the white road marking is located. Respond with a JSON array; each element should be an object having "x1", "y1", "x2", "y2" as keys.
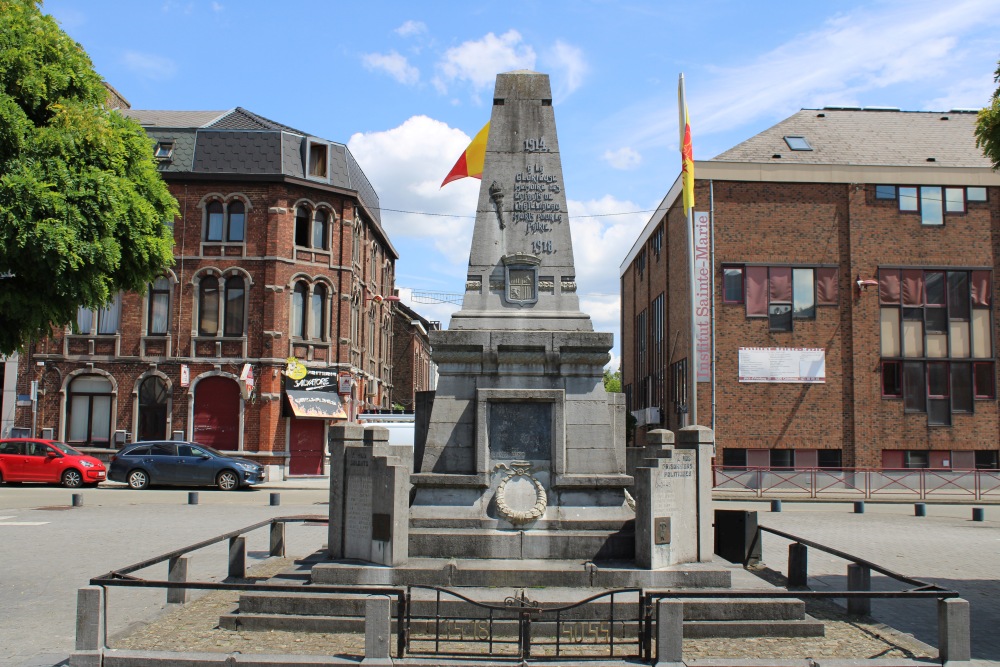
[
  {"x1": 0, "y1": 516, "x2": 14, "y2": 521},
  {"x1": 0, "y1": 521, "x2": 49, "y2": 526}
]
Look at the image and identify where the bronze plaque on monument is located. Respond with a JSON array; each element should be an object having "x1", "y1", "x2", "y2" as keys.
[{"x1": 489, "y1": 402, "x2": 551, "y2": 460}]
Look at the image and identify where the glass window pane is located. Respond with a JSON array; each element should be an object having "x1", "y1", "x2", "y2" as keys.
[
  {"x1": 880, "y1": 308, "x2": 901, "y2": 357},
  {"x1": 882, "y1": 361, "x2": 902, "y2": 397},
  {"x1": 291, "y1": 284, "x2": 305, "y2": 338},
  {"x1": 150, "y1": 292, "x2": 169, "y2": 334},
  {"x1": 948, "y1": 272, "x2": 970, "y2": 320},
  {"x1": 926, "y1": 307, "x2": 947, "y2": 334},
  {"x1": 928, "y1": 362, "x2": 948, "y2": 396},
  {"x1": 903, "y1": 362, "x2": 926, "y2": 412},
  {"x1": 224, "y1": 278, "x2": 245, "y2": 336},
  {"x1": 90, "y1": 395, "x2": 112, "y2": 443},
  {"x1": 927, "y1": 398, "x2": 950, "y2": 425},
  {"x1": 723, "y1": 267, "x2": 744, "y2": 303},
  {"x1": 952, "y1": 363, "x2": 972, "y2": 412},
  {"x1": 745, "y1": 266, "x2": 768, "y2": 316},
  {"x1": 926, "y1": 333, "x2": 947, "y2": 358},
  {"x1": 950, "y1": 320, "x2": 970, "y2": 357},
  {"x1": 310, "y1": 287, "x2": 325, "y2": 339},
  {"x1": 69, "y1": 396, "x2": 90, "y2": 441},
  {"x1": 972, "y1": 310, "x2": 992, "y2": 358},
  {"x1": 295, "y1": 208, "x2": 310, "y2": 247},
  {"x1": 945, "y1": 187, "x2": 965, "y2": 213},
  {"x1": 227, "y1": 202, "x2": 245, "y2": 242},
  {"x1": 207, "y1": 202, "x2": 224, "y2": 241},
  {"x1": 76, "y1": 307, "x2": 94, "y2": 335},
  {"x1": 816, "y1": 267, "x2": 839, "y2": 305},
  {"x1": 875, "y1": 185, "x2": 896, "y2": 199},
  {"x1": 899, "y1": 186, "x2": 918, "y2": 211},
  {"x1": 199, "y1": 278, "x2": 219, "y2": 336},
  {"x1": 312, "y1": 211, "x2": 326, "y2": 249},
  {"x1": 97, "y1": 294, "x2": 121, "y2": 334},
  {"x1": 967, "y1": 187, "x2": 987, "y2": 202},
  {"x1": 902, "y1": 319, "x2": 923, "y2": 357},
  {"x1": 925, "y1": 271, "x2": 945, "y2": 305},
  {"x1": 975, "y1": 362, "x2": 995, "y2": 398},
  {"x1": 792, "y1": 268, "x2": 815, "y2": 319},
  {"x1": 770, "y1": 449, "x2": 793, "y2": 467},
  {"x1": 920, "y1": 186, "x2": 943, "y2": 225},
  {"x1": 768, "y1": 304, "x2": 792, "y2": 332},
  {"x1": 72, "y1": 376, "x2": 112, "y2": 392}
]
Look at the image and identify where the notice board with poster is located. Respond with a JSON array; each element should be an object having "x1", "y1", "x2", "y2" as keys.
[
  {"x1": 284, "y1": 367, "x2": 347, "y2": 419},
  {"x1": 738, "y1": 348, "x2": 825, "y2": 383}
]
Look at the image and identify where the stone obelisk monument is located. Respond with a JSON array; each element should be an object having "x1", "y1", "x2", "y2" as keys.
[{"x1": 411, "y1": 71, "x2": 632, "y2": 560}]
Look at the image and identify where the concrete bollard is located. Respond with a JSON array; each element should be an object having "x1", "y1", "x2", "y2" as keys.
[
  {"x1": 770, "y1": 499, "x2": 782, "y2": 512},
  {"x1": 656, "y1": 599, "x2": 684, "y2": 665},
  {"x1": 854, "y1": 501, "x2": 865, "y2": 514},
  {"x1": 363, "y1": 595, "x2": 392, "y2": 664},
  {"x1": 188, "y1": 492, "x2": 199, "y2": 505},
  {"x1": 788, "y1": 543, "x2": 808, "y2": 588},
  {"x1": 75, "y1": 586, "x2": 104, "y2": 651},
  {"x1": 972, "y1": 507, "x2": 985, "y2": 522},
  {"x1": 915, "y1": 503, "x2": 926, "y2": 517},
  {"x1": 269, "y1": 521, "x2": 286, "y2": 557},
  {"x1": 71, "y1": 493, "x2": 83, "y2": 507},
  {"x1": 270, "y1": 492, "x2": 281, "y2": 506},
  {"x1": 847, "y1": 563, "x2": 871, "y2": 616},
  {"x1": 228, "y1": 536, "x2": 246, "y2": 579},
  {"x1": 938, "y1": 598, "x2": 971, "y2": 663},
  {"x1": 167, "y1": 556, "x2": 189, "y2": 604}
]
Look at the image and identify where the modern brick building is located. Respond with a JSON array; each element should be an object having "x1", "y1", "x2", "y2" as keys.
[
  {"x1": 621, "y1": 108, "x2": 1000, "y2": 470},
  {"x1": 14, "y1": 106, "x2": 400, "y2": 477},
  {"x1": 389, "y1": 301, "x2": 439, "y2": 411}
]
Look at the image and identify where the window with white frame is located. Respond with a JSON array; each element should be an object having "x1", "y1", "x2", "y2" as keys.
[{"x1": 76, "y1": 293, "x2": 122, "y2": 335}]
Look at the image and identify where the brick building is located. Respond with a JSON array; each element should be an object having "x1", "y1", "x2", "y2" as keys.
[
  {"x1": 389, "y1": 301, "x2": 439, "y2": 411},
  {"x1": 621, "y1": 108, "x2": 1000, "y2": 470},
  {"x1": 15, "y1": 106, "x2": 400, "y2": 477}
]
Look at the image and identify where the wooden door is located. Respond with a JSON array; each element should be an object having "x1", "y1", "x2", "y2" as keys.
[
  {"x1": 288, "y1": 419, "x2": 325, "y2": 475},
  {"x1": 193, "y1": 376, "x2": 240, "y2": 450}
]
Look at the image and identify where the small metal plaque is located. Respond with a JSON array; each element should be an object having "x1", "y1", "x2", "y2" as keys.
[
  {"x1": 372, "y1": 513, "x2": 392, "y2": 542},
  {"x1": 654, "y1": 517, "x2": 671, "y2": 545}
]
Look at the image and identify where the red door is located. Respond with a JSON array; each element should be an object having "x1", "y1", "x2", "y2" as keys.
[
  {"x1": 288, "y1": 419, "x2": 325, "y2": 475},
  {"x1": 193, "y1": 377, "x2": 240, "y2": 450}
]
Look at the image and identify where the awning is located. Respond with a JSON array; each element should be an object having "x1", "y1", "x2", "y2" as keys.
[{"x1": 286, "y1": 390, "x2": 347, "y2": 420}]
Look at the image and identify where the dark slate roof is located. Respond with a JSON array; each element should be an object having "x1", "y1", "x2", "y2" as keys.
[
  {"x1": 121, "y1": 107, "x2": 382, "y2": 227},
  {"x1": 713, "y1": 108, "x2": 989, "y2": 168}
]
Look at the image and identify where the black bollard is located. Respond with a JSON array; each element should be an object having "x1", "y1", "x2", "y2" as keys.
[
  {"x1": 853, "y1": 501, "x2": 865, "y2": 514},
  {"x1": 972, "y1": 507, "x2": 985, "y2": 522},
  {"x1": 71, "y1": 493, "x2": 83, "y2": 507},
  {"x1": 270, "y1": 492, "x2": 281, "y2": 507},
  {"x1": 915, "y1": 503, "x2": 926, "y2": 517},
  {"x1": 188, "y1": 492, "x2": 199, "y2": 505},
  {"x1": 770, "y1": 499, "x2": 782, "y2": 512}
]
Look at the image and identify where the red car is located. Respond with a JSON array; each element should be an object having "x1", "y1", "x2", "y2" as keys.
[{"x1": 0, "y1": 438, "x2": 107, "y2": 487}]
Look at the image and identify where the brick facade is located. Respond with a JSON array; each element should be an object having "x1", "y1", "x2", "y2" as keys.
[{"x1": 389, "y1": 301, "x2": 439, "y2": 411}]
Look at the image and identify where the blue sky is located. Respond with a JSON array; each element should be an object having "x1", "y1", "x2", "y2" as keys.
[{"x1": 45, "y1": 0, "x2": 1000, "y2": 368}]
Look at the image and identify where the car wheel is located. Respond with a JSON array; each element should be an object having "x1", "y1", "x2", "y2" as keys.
[
  {"x1": 61, "y1": 469, "x2": 83, "y2": 488},
  {"x1": 127, "y1": 469, "x2": 150, "y2": 489},
  {"x1": 216, "y1": 470, "x2": 239, "y2": 491}
]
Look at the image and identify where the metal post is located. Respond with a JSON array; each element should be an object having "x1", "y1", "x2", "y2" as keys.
[
  {"x1": 188, "y1": 492, "x2": 199, "y2": 505},
  {"x1": 269, "y1": 521, "x2": 286, "y2": 557},
  {"x1": 269, "y1": 492, "x2": 281, "y2": 506},
  {"x1": 770, "y1": 499, "x2": 782, "y2": 512},
  {"x1": 972, "y1": 507, "x2": 985, "y2": 522},
  {"x1": 788, "y1": 543, "x2": 808, "y2": 587},
  {"x1": 167, "y1": 556, "x2": 188, "y2": 604},
  {"x1": 847, "y1": 563, "x2": 871, "y2": 616},
  {"x1": 228, "y1": 536, "x2": 246, "y2": 579},
  {"x1": 854, "y1": 501, "x2": 865, "y2": 514},
  {"x1": 72, "y1": 493, "x2": 83, "y2": 507},
  {"x1": 915, "y1": 502, "x2": 927, "y2": 517}
]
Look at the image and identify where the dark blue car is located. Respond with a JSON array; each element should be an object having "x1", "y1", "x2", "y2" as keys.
[{"x1": 108, "y1": 441, "x2": 264, "y2": 490}]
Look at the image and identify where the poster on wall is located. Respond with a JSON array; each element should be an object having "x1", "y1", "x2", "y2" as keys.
[{"x1": 738, "y1": 347, "x2": 826, "y2": 383}]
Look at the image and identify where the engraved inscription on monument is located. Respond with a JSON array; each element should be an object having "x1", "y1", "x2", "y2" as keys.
[
  {"x1": 489, "y1": 402, "x2": 551, "y2": 461},
  {"x1": 343, "y1": 451, "x2": 373, "y2": 560}
]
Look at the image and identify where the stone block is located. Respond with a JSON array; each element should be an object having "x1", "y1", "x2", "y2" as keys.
[
  {"x1": 75, "y1": 586, "x2": 103, "y2": 652},
  {"x1": 938, "y1": 597, "x2": 971, "y2": 663},
  {"x1": 363, "y1": 595, "x2": 392, "y2": 664}
]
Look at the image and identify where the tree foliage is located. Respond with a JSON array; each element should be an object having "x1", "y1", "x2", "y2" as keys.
[
  {"x1": 603, "y1": 368, "x2": 622, "y2": 393},
  {"x1": 0, "y1": 0, "x2": 177, "y2": 354},
  {"x1": 975, "y1": 60, "x2": 1000, "y2": 170}
]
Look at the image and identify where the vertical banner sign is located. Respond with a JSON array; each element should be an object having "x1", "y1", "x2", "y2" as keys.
[{"x1": 694, "y1": 211, "x2": 711, "y2": 382}]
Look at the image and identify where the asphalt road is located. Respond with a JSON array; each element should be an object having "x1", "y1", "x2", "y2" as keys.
[{"x1": 0, "y1": 481, "x2": 331, "y2": 667}]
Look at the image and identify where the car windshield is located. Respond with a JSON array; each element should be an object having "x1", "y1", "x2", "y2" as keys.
[{"x1": 50, "y1": 442, "x2": 83, "y2": 455}]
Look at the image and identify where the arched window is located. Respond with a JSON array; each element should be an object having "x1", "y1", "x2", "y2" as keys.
[
  {"x1": 147, "y1": 276, "x2": 171, "y2": 335},
  {"x1": 206, "y1": 201, "x2": 224, "y2": 241},
  {"x1": 310, "y1": 284, "x2": 326, "y2": 339},
  {"x1": 67, "y1": 375, "x2": 114, "y2": 445},
  {"x1": 224, "y1": 276, "x2": 246, "y2": 336},
  {"x1": 312, "y1": 210, "x2": 327, "y2": 249},
  {"x1": 291, "y1": 281, "x2": 307, "y2": 338},
  {"x1": 295, "y1": 206, "x2": 310, "y2": 247},
  {"x1": 138, "y1": 376, "x2": 168, "y2": 441},
  {"x1": 199, "y1": 276, "x2": 220, "y2": 336},
  {"x1": 227, "y1": 200, "x2": 245, "y2": 242}
]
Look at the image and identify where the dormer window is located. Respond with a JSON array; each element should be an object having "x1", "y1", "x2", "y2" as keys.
[
  {"x1": 308, "y1": 141, "x2": 328, "y2": 179},
  {"x1": 154, "y1": 141, "x2": 174, "y2": 160}
]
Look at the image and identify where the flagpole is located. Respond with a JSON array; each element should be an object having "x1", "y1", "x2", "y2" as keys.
[{"x1": 679, "y1": 73, "x2": 698, "y2": 426}]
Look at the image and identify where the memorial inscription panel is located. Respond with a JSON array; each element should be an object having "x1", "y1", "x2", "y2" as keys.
[
  {"x1": 344, "y1": 450, "x2": 373, "y2": 560},
  {"x1": 489, "y1": 402, "x2": 551, "y2": 461}
]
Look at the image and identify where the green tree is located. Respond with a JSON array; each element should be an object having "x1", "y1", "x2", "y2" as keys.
[
  {"x1": 975, "y1": 60, "x2": 1000, "y2": 170},
  {"x1": 603, "y1": 367, "x2": 622, "y2": 393},
  {"x1": 0, "y1": 0, "x2": 177, "y2": 354}
]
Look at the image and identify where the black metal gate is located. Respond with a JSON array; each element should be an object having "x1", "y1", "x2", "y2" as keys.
[{"x1": 403, "y1": 586, "x2": 648, "y2": 662}]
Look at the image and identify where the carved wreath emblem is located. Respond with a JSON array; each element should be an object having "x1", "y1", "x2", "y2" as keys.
[{"x1": 494, "y1": 460, "x2": 547, "y2": 524}]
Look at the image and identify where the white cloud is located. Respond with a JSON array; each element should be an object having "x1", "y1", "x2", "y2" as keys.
[
  {"x1": 395, "y1": 20, "x2": 427, "y2": 37},
  {"x1": 544, "y1": 41, "x2": 588, "y2": 101},
  {"x1": 211, "y1": 2, "x2": 223, "y2": 12},
  {"x1": 121, "y1": 50, "x2": 177, "y2": 81},
  {"x1": 602, "y1": 147, "x2": 642, "y2": 170},
  {"x1": 924, "y1": 75, "x2": 995, "y2": 112},
  {"x1": 347, "y1": 115, "x2": 479, "y2": 267},
  {"x1": 433, "y1": 30, "x2": 536, "y2": 95},
  {"x1": 362, "y1": 51, "x2": 420, "y2": 86}
]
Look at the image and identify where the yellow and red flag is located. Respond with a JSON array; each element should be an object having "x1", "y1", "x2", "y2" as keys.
[
  {"x1": 441, "y1": 121, "x2": 490, "y2": 187},
  {"x1": 678, "y1": 74, "x2": 694, "y2": 216}
]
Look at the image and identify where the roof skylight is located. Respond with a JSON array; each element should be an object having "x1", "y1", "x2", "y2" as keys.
[{"x1": 784, "y1": 136, "x2": 813, "y2": 151}]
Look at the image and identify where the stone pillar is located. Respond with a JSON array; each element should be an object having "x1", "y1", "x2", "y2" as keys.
[
  {"x1": 656, "y1": 598, "x2": 684, "y2": 665},
  {"x1": 938, "y1": 597, "x2": 971, "y2": 663},
  {"x1": 677, "y1": 425, "x2": 715, "y2": 563},
  {"x1": 167, "y1": 556, "x2": 188, "y2": 604},
  {"x1": 270, "y1": 520, "x2": 286, "y2": 557},
  {"x1": 70, "y1": 586, "x2": 103, "y2": 667},
  {"x1": 847, "y1": 563, "x2": 871, "y2": 616},
  {"x1": 363, "y1": 594, "x2": 393, "y2": 665},
  {"x1": 328, "y1": 423, "x2": 366, "y2": 558},
  {"x1": 635, "y1": 430, "x2": 675, "y2": 569},
  {"x1": 229, "y1": 536, "x2": 246, "y2": 579}
]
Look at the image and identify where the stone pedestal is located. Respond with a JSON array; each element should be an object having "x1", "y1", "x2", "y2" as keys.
[{"x1": 635, "y1": 427, "x2": 715, "y2": 568}]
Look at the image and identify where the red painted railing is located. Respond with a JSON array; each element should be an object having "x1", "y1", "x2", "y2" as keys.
[{"x1": 713, "y1": 466, "x2": 1000, "y2": 500}]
